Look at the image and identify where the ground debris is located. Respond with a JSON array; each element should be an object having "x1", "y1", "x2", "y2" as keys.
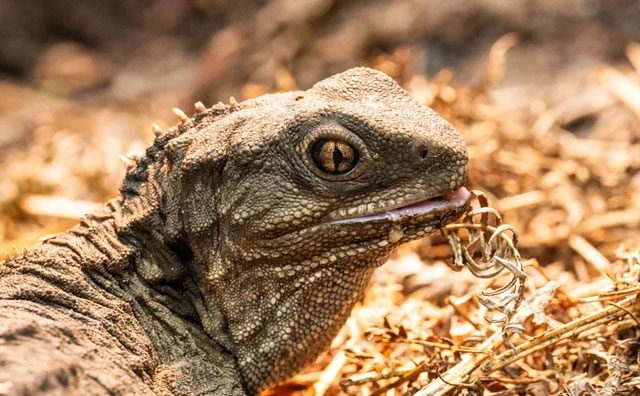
[
  {"x1": 1, "y1": 9, "x2": 640, "y2": 395},
  {"x1": 267, "y1": 41, "x2": 640, "y2": 395}
]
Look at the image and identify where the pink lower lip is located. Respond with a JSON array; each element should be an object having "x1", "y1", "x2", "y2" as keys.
[
  {"x1": 331, "y1": 187, "x2": 470, "y2": 225},
  {"x1": 389, "y1": 187, "x2": 470, "y2": 217}
]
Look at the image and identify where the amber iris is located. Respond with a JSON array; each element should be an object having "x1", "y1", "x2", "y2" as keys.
[{"x1": 311, "y1": 139, "x2": 359, "y2": 175}]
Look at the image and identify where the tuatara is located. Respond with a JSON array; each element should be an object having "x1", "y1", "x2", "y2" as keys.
[{"x1": 0, "y1": 67, "x2": 469, "y2": 395}]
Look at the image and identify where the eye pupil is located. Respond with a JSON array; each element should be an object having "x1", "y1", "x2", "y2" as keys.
[
  {"x1": 311, "y1": 139, "x2": 359, "y2": 175},
  {"x1": 332, "y1": 145, "x2": 344, "y2": 169}
]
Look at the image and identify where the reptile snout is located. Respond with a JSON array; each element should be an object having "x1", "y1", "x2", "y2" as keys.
[{"x1": 408, "y1": 132, "x2": 468, "y2": 175}]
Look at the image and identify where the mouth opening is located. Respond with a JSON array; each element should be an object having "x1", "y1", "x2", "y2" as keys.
[{"x1": 331, "y1": 187, "x2": 471, "y2": 226}]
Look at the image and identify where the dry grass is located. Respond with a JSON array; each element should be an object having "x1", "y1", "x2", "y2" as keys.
[
  {"x1": 265, "y1": 39, "x2": 640, "y2": 395},
  {"x1": 1, "y1": 36, "x2": 639, "y2": 395}
]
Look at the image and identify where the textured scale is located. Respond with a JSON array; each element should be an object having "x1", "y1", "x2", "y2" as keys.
[{"x1": 0, "y1": 68, "x2": 468, "y2": 395}]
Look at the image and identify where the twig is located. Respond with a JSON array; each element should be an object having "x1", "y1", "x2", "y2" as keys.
[
  {"x1": 413, "y1": 283, "x2": 557, "y2": 396},
  {"x1": 569, "y1": 235, "x2": 611, "y2": 276},
  {"x1": 19, "y1": 194, "x2": 101, "y2": 219},
  {"x1": 598, "y1": 67, "x2": 640, "y2": 118},
  {"x1": 370, "y1": 360, "x2": 429, "y2": 396},
  {"x1": 479, "y1": 295, "x2": 638, "y2": 375},
  {"x1": 308, "y1": 351, "x2": 347, "y2": 396}
]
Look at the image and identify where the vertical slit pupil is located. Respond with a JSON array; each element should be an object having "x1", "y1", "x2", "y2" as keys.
[
  {"x1": 311, "y1": 139, "x2": 358, "y2": 175},
  {"x1": 333, "y1": 144, "x2": 344, "y2": 169}
]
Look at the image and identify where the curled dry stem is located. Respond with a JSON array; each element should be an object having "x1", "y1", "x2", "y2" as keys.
[{"x1": 442, "y1": 191, "x2": 527, "y2": 326}]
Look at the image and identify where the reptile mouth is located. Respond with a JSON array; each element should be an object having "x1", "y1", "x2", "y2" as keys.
[{"x1": 330, "y1": 187, "x2": 471, "y2": 226}]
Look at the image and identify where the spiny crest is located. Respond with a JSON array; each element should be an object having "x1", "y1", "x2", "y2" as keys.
[
  {"x1": 120, "y1": 96, "x2": 246, "y2": 198},
  {"x1": 150, "y1": 96, "x2": 242, "y2": 140},
  {"x1": 151, "y1": 123, "x2": 162, "y2": 137},
  {"x1": 118, "y1": 152, "x2": 142, "y2": 171},
  {"x1": 172, "y1": 107, "x2": 189, "y2": 123},
  {"x1": 194, "y1": 101, "x2": 207, "y2": 113}
]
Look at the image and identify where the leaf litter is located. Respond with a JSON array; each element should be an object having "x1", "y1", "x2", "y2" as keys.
[
  {"x1": 266, "y1": 38, "x2": 640, "y2": 395},
  {"x1": 1, "y1": 33, "x2": 639, "y2": 396}
]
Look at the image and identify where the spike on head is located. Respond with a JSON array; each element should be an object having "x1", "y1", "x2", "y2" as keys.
[
  {"x1": 119, "y1": 155, "x2": 135, "y2": 170},
  {"x1": 194, "y1": 101, "x2": 207, "y2": 113},
  {"x1": 229, "y1": 96, "x2": 238, "y2": 107},
  {"x1": 125, "y1": 151, "x2": 142, "y2": 161},
  {"x1": 172, "y1": 107, "x2": 189, "y2": 123},
  {"x1": 151, "y1": 123, "x2": 163, "y2": 137}
]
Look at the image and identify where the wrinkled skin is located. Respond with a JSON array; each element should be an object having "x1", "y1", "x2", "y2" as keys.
[{"x1": 0, "y1": 68, "x2": 468, "y2": 395}]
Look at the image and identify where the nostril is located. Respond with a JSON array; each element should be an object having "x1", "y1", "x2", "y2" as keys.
[{"x1": 411, "y1": 141, "x2": 433, "y2": 163}]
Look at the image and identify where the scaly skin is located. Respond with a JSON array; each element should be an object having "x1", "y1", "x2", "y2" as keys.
[{"x1": 0, "y1": 68, "x2": 468, "y2": 395}]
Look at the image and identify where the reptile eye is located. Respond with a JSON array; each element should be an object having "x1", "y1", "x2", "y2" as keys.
[
  {"x1": 300, "y1": 123, "x2": 370, "y2": 181},
  {"x1": 311, "y1": 139, "x2": 359, "y2": 175}
]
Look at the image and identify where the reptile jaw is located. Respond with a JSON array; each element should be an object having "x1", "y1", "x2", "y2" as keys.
[{"x1": 330, "y1": 187, "x2": 471, "y2": 226}]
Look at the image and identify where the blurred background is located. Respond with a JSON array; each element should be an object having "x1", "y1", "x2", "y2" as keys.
[
  {"x1": 1, "y1": 0, "x2": 639, "y2": 248},
  {"x1": 1, "y1": 1, "x2": 640, "y2": 394}
]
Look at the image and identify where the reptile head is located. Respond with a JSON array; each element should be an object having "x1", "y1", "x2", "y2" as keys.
[{"x1": 163, "y1": 67, "x2": 468, "y2": 392}]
